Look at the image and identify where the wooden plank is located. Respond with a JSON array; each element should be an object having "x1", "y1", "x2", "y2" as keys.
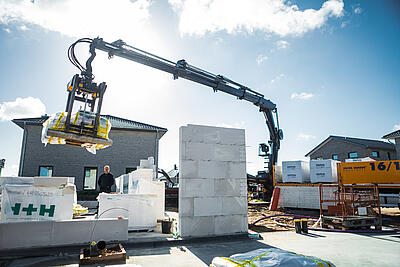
[
  {"x1": 47, "y1": 129, "x2": 113, "y2": 146},
  {"x1": 80, "y1": 244, "x2": 126, "y2": 265}
]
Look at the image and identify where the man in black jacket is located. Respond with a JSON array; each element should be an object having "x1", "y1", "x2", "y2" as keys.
[{"x1": 98, "y1": 165, "x2": 114, "y2": 193}]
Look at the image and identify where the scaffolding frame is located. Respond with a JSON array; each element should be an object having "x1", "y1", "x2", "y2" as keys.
[{"x1": 319, "y1": 184, "x2": 382, "y2": 230}]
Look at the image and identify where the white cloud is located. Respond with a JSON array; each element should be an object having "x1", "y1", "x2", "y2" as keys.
[
  {"x1": 3, "y1": 27, "x2": 10, "y2": 33},
  {"x1": 297, "y1": 133, "x2": 316, "y2": 141},
  {"x1": 393, "y1": 124, "x2": 400, "y2": 131},
  {"x1": 270, "y1": 73, "x2": 285, "y2": 83},
  {"x1": 168, "y1": 0, "x2": 344, "y2": 37},
  {"x1": 353, "y1": 7, "x2": 362, "y2": 14},
  {"x1": 275, "y1": 40, "x2": 289, "y2": 49},
  {"x1": 291, "y1": 92, "x2": 314, "y2": 100},
  {"x1": 0, "y1": 0, "x2": 152, "y2": 44},
  {"x1": 0, "y1": 97, "x2": 46, "y2": 121},
  {"x1": 18, "y1": 24, "x2": 28, "y2": 31},
  {"x1": 256, "y1": 54, "x2": 268, "y2": 64}
]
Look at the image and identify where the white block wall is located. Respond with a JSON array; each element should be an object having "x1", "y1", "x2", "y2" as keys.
[
  {"x1": 277, "y1": 185, "x2": 337, "y2": 210},
  {"x1": 0, "y1": 218, "x2": 128, "y2": 250},
  {"x1": 179, "y1": 124, "x2": 248, "y2": 238}
]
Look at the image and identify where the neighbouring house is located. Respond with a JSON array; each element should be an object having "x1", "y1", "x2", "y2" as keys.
[
  {"x1": 13, "y1": 115, "x2": 167, "y2": 192},
  {"x1": 382, "y1": 129, "x2": 400, "y2": 160},
  {"x1": 305, "y1": 135, "x2": 396, "y2": 162}
]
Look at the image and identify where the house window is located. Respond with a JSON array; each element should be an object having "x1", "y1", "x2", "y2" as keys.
[
  {"x1": 38, "y1": 166, "x2": 53, "y2": 177},
  {"x1": 348, "y1": 152, "x2": 358, "y2": 158},
  {"x1": 84, "y1": 167, "x2": 97, "y2": 190},
  {"x1": 371, "y1": 151, "x2": 379, "y2": 158},
  {"x1": 332, "y1": 154, "x2": 339, "y2": 160},
  {"x1": 126, "y1": 167, "x2": 137, "y2": 174}
]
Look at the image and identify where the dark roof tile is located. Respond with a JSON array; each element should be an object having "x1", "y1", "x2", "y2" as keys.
[
  {"x1": 305, "y1": 135, "x2": 395, "y2": 157},
  {"x1": 12, "y1": 114, "x2": 167, "y2": 136},
  {"x1": 382, "y1": 129, "x2": 400, "y2": 140}
]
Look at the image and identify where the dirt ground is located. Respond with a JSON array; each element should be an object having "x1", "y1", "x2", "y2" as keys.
[{"x1": 247, "y1": 203, "x2": 400, "y2": 232}]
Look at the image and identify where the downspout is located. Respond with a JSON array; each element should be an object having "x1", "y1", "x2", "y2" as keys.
[
  {"x1": 18, "y1": 121, "x2": 27, "y2": 176},
  {"x1": 154, "y1": 130, "x2": 159, "y2": 179}
]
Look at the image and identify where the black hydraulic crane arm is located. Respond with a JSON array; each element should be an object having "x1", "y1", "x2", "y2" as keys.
[{"x1": 74, "y1": 37, "x2": 283, "y2": 176}]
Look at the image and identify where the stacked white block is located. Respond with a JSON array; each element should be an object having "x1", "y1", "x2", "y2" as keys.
[
  {"x1": 137, "y1": 156, "x2": 157, "y2": 180},
  {"x1": 310, "y1": 160, "x2": 339, "y2": 183},
  {"x1": 282, "y1": 161, "x2": 310, "y2": 183},
  {"x1": 277, "y1": 185, "x2": 337, "y2": 210},
  {"x1": 98, "y1": 193, "x2": 158, "y2": 230},
  {"x1": 179, "y1": 124, "x2": 248, "y2": 238}
]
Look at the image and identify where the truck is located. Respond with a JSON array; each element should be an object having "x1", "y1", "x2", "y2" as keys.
[{"x1": 337, "y1": 160, "x2": 400, "y2": 208}]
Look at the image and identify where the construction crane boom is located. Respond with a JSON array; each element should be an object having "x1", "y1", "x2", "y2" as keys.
[{"x1": 67, "y1": 37, "x2": 283, "y2": 178}]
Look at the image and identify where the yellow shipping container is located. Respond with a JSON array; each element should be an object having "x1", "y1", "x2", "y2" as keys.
[{"x1": 338, "y1": 160, "x2": 400, "y2": 185}]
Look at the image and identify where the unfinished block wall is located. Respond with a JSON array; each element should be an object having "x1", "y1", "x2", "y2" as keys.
[{"x1": 179, "y1": 124, "x2": 248, "y2": 237}]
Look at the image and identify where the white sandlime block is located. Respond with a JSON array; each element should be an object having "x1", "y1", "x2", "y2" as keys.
[
  {"x1": 214, "y1": 215, "x2": 248, "y2": 235},
  {"x1": 194, "y1": 197, "x2": 223, "y2": 216},
  {"x1": 1, "y1": 184, "x2": 75, "y2": 222},
  {"x1": 128, "y1": 179, "x2": 165, "y2": 220},
  {"x1": 179, "y1": 216, "x2": 215, "y2": 237},
  {"x1": 310, "y1": 159, "x2": 339, "y2": 183},
  {"x1": 98, "y1": 193, "x2": 158, "y2": 230},
  {"x1": 277, "y1": 185, "x2": 337, "y2": 209},
  {"x1": 180, "y1": 124, "x2": 245, "y2": 145},
  {"x1": 282, "y1": 161, "x2": 310, "y2": 183},
  {"x1": 221, "y1": 197, "x2": 247, "y2": 216},
  {"x1": 179, "y1": 178, "x2": 215, "y2": 198}
]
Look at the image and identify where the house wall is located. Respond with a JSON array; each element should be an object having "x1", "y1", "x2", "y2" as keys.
[
  {"x1": 395, "y1": 138, "x2": 400, "y2": 160},
  {"x1": 20, "y1": 125, "x2": 159, "y2": 191},
  {"x1": 309, "y1": 139, "x2": 396, "y2": 162}
]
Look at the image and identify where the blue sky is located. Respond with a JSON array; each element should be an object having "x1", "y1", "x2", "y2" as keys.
[{"x1": 0, "y1": 0, "x2": 399, "y2": 176}]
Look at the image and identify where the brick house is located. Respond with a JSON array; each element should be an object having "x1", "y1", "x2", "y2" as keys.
[
  {"x1": 305, "y1": 135, "x2": 396, "y2": 162},
  {"x1": 382, "y1": 129, "x2": 400, "y2": 160},
  {"x1": 13, "y1": 115, "x2": 167, "y2": 191}
]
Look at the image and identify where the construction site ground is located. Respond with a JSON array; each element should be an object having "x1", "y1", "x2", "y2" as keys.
[
  {"x1": 248, "y1": 203, "x2": 400, "y2": 232},
  {"x1": 1, "y1": 206, "x2": 399, "y2": 266},
  {"x1": 3, "y1": 228, "x2": 399, "y2": 266}
]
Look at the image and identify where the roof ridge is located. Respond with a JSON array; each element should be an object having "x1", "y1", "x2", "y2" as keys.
[
  {"x1": 330, "y1": 135, "x2": 390, "y2": 144},
  {"x1": 12, "y1": 114, "x2": 167, "y2": 132},
  {"x1": 102, "y1": 114, "x2": 167, "y2": 131}
]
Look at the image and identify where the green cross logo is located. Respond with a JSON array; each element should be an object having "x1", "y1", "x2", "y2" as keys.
[
  {"x1": 10, "y1": 203, "x2": 55, "y2": 217},
  {"x1": 22, "y1": 204, "x2": 37, "y2": 215}
]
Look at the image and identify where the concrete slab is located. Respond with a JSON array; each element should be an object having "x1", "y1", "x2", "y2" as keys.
[
  {"x1": 3, "y1": 230, "x2": 399, "y2": 266},
  {"x1": 0, "y1": 218, "x2": 128, "y2": 250}
]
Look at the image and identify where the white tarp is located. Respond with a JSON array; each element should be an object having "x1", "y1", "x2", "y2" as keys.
[
  {"x1": 211, "y1": 248, "x2": 335, "y2": 267},
  {"x1": 1, "y1": 184, "x2": 75, "y2": 222}
]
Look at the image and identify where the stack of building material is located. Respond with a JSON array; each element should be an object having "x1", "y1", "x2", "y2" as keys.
[
  {"x1": 179, "y1": 124, "x2": 248, "y2": 238},
  {"x1": 282, "y1": 161, "x2": 310, "y2": 183},
  {"x1": 100, "y1": 161, "x2": 165, "y2": 230},
  {"x1": 137, "y1": 156, "x2": 157, "y2": 180},
  {"x1": 98, "y1": 193, "x2": 158, "y2": 230},
  {"x1": 310, "y1": 159, "x2": 339, "y2": 183},
  {"x1": 0, "y1": 177, "x2": 75, "y2": 222},
  {"x1": 277, "y1": 185, "x2": 337, "y2": 210}
]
